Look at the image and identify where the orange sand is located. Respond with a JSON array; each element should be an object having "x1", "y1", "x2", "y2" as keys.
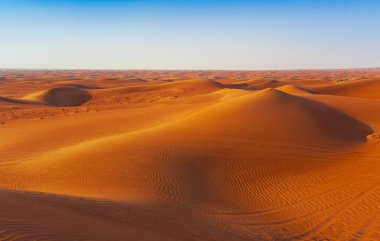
[{"x1": 1, "y1": 69, "x2": 380, "y2": 240}]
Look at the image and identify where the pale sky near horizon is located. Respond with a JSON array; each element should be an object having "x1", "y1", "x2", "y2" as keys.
[{"x1": 0, "y1": 0, "x2": 380, "y2": 70}]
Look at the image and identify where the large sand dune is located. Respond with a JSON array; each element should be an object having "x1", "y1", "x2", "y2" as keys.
[{"x1": 1, "y1": 69, "x2": 380, "y2": 240}]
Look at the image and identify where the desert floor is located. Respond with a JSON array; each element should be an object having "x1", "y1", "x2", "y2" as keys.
[{"x1": 1, "y1": 69, "x2": 380, "y2": 240}]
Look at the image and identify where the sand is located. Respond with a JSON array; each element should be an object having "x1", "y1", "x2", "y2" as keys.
[{"x1": 0, "y1": 68, "x2": 380, "y2": 240}]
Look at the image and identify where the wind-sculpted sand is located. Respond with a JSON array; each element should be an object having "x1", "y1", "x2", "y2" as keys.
[{"x1": 1, "y1": 69, "x2": 380, "y2": 240}]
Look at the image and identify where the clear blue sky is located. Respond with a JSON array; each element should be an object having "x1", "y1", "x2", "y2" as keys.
[{"x1": 0, "y1": 0, "x2": 379, "y2": 70}]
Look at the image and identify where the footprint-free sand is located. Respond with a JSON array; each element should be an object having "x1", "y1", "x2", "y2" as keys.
[{"x1": 1, "y1": 69, "x2": 380, "y2": 240}]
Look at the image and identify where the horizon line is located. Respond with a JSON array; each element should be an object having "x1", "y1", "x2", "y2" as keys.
[{"x1": 1, "y1": 67, "x2": 380, "y2": 72}]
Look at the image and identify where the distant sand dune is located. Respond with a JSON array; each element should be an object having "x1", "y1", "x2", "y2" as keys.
[
  {"x1": 59, "y1": 83, "x2": 104, "y2": 89},
  {"x1": 0, "y1": 86, "x2": 92, "y2": 107},
  {"x1": 250, "y1": 79, "x2": 288, "y2": 88},
  {"x1": 24, "y1": 86, "x2": 92, "y2": 106},
  {"x1": 215, "y1": 81, "x2": 260, "y2": 90},
  {"x1": 96, "y1": 79, "x2": 223, "y2": 97},
  {"x1": 310, "y1": 78, "x2": 380, "y2": 99}
]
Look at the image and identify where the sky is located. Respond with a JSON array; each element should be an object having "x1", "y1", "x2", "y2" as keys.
[{"x1": 0, "y1": 0, "x2": 379, "y2": 70}]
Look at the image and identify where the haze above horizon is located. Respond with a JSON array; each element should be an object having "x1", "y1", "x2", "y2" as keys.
[{"x1": 1, "y1": 0, "x2": 379, "y2": 70}]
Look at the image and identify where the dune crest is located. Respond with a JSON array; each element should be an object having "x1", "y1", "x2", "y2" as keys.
[
  {"x1": 176, "y1": 88, "x2": 372, "y2": 146},
  {"x1": 276, "y1": 84, "x2": 312, "y2": 95}
]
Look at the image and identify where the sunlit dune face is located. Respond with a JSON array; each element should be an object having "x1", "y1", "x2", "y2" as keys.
[{"x1": 1, "y1": 69, "x2": 380, "y2": 240}]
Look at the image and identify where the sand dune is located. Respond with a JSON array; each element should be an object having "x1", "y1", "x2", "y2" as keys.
[
  {"x1": 59, "y1": 83, "x2": 104, "y2": 89},
  {"x1": 96, "y1": 78, "x2": 222, "y2": 97},
  {"x1": 0, "y1": 86, "x2": 92, "y2": 107},
  {"x1": 276, "y1": 84, "x2": 312, "y2": 95},
  {"x1": 0, "y1": 96, "x2": 41, "y2": 105},
  {"x1": 310, "y1": 78, "x2": 380, "y2": 99},
  {"x1": 215, "y1": 81, "x2": 260, "y2": 90},
  {"x1": 251, "y1": 79, "x2": 288, "y2": 88},
  {"x1": 1, "y1": 69, "x2": 380, "y2": 240},
  {"x1": 3, "y1": 88, "x2": 372, "y2": 200},
  {"x1": 25, "y1": 86, "x2": 92, "y2": 106}
]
